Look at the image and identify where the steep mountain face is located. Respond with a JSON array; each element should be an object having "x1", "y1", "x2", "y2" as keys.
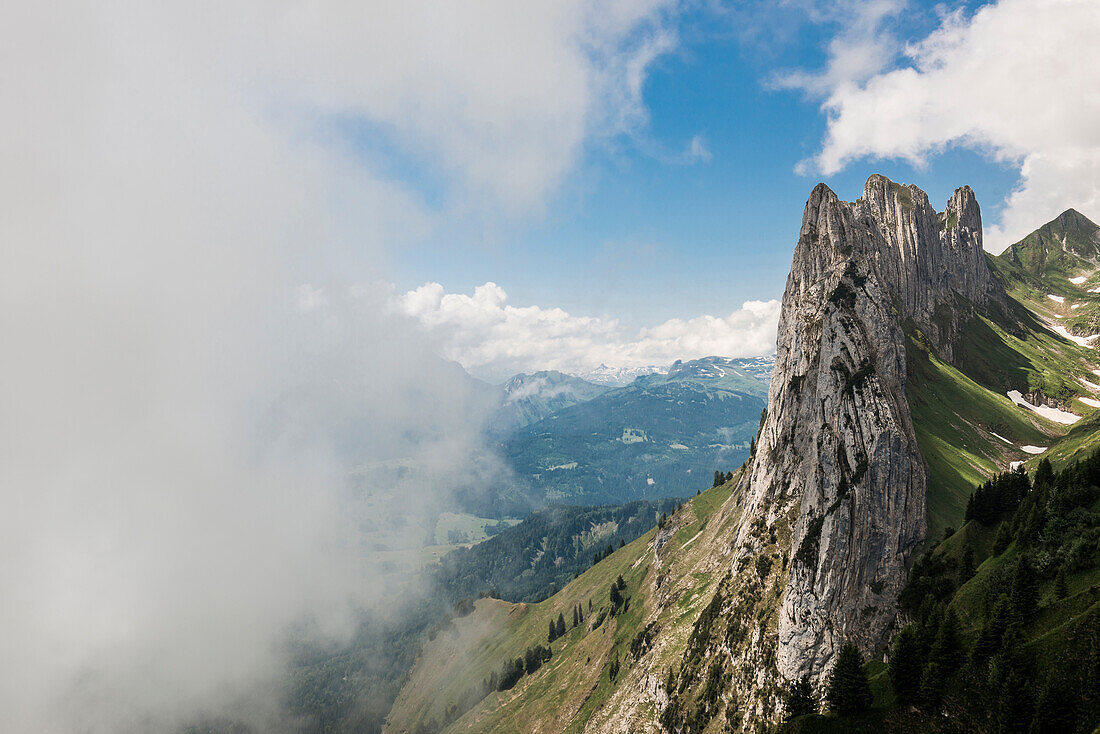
[
  {"x1": 490, "y1": 370, "x2": 609, "y2": 434},
  {"x1": 736, "y1": 176, "x2": 1009, "y2": 693}
]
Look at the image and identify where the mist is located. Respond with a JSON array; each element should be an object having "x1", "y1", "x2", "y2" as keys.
[
  {"x1": 0, "y1": 13, "x2": 482, "y2": 734},
  {"x1": 0, "y1": 2, "x2": 675, "y2": 732}
]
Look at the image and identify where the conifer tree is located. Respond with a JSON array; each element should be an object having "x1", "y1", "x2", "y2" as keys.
[
  {"x1": 997, "y1": 669, "x2": 1035, "y2": 734},
  {"x1": 548, "y1": 619, "x2": 557, "y2": 644},
  {"x1": 555, "y1": 613, "x2": 566, "y2": 638},
  {"x1": 993, "y1": 524, "x2": 1013, "y2": 555},
  {"x1": 919, "y1": 610, "x2": 965, "y2": 709},
  {"x1": 1030, "y1": 673, "x2": 1077, "y2": 733},
  {"x1": 973, "y1": 595, "x2": 1011, "y2": 666},
  {"x1": 920, "y1": 660, "x2": 947, "y2": 708},
  {"x1": 1019, "y1": 503, "x2": 1044, "y2": 546},
  {"x1": 1033, "y1": 458, "x2": 1053, "y2": 488},
  {"x1": 888, "y1": 625, "x2": 922, "y2": 706},
  {"x1": 915, "y1": 596, "x2": 944, "y2": 659},
  {"x1": 931, "y1": 608, "x2": 965, "y2": 675},
  {"x1": 1010, "y1": 555, "x2": 1038, "y2": 624},
  {"x1": 1054, "y1": 565, "x2": 1069, "y2": 600},
  {"x1": 783, "y1": 674, "x2": 817, "y2": 721},
  {"x1": 825, "y1": 641, "x2": 872, "y2": 716},
  {"x1": 960, "y1": 543, "x2": 976, "y2": 581},
  {"x1": 610, "y1": 582, "x2": 623, "y2": 609},
  {"x1": 573, "y1": 605, "x2": 579, "y2": 627},
  {"x1": 713, "y1": 470, "x2": 723, "y2": 487}
]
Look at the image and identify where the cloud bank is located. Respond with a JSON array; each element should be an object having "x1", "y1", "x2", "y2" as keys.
[
  {"x1": 800, "y1": 0, "x2": 1100, "y2": 252},
  {"x1": 400, "y1": 282, "x2": 780, "y2": 380},
  {"x1": 0, "y1": 2, "x2": 679, "y2": 732}
]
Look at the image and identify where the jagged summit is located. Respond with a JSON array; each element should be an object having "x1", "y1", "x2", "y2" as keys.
[{"x1": 795, "y1": 176, "x2": 1004, "y2": 359}]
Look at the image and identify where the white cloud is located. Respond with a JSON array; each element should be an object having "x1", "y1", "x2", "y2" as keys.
[
  {"x1": 771, "y1": 0, "x2": 907, "y2": 97},
  {"x1": 266, "y1": 0, "x2": 678, "y2": 215},
  {"x1": 0, "y1": 2, "x2": 681, "y2": 731},
  {"x1": 399, "y1": 282, "x2": 780, "y2": 380},
  {"x1": 801, "y1": 0, "x2": 1100, "y2": 252}
]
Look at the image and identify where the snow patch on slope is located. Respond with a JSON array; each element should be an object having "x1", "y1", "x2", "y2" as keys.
[
  {"x1": 1007, "y1": 390, "x2": 1081, "y2": 425},
  {"x1": 1048, "y1": 294, "x2": 1065, "y2": 303},
  {"x1": 1051, "y1": 323, "x2": 1100, "y2": 348},
  {"x1": 1070, "y1": 276, "x2": 1088, "y2": 285}
]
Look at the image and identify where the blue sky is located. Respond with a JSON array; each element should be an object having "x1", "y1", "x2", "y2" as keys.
[
  {"x1": 386, "y1": 0, "x2": 1019, "y2": 329},
  {"x1": 287, "y1": 0, "x2": 1100, "y2": 381}
]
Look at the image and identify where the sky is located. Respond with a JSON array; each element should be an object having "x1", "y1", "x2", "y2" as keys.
[
  {"x1": 377, "y1": 0, "x2": 1100, "y2": 380},
  {"x1": 2, "y1": 1, "x2": 1099, "y2": 731}
]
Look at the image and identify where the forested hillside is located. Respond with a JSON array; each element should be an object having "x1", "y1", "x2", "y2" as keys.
[{"x1": 433, "y1": 498, "x2": 683, "y2": 603}]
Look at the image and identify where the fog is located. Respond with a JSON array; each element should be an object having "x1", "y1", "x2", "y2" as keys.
[{"x1": 0, "y1": 2, "x2": 672, "y2": 732}]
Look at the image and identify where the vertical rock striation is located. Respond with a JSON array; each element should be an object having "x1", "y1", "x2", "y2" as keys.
[{"x1": 735, "y1": 175, "x2": 1005, "y2": 692}]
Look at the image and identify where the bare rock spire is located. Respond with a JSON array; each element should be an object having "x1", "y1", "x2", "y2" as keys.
[{"x1": 734, "y1": 175, "x2": 1003, "y2": 698}]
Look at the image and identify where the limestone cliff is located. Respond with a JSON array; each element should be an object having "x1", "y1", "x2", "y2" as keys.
[{"x1": 734, "y1": 175, "x2": 1006, "y2": 695}]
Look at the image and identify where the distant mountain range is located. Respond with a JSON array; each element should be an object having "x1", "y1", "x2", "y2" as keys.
[
  {"x1": 568, "y1": 363, "x2": 668, "y2": 387},
  {"x1": 564, "y1": 356, "x2": 775, "y2": 387},
  {"x1": 489, "y1": 371, "x2": 610, "y2": 434},
  {"x1": 492, "y1": 355, "x2": 774, "y2": 506}
]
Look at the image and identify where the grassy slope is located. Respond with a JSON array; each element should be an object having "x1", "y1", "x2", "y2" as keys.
[
  {"x1": 984, "y1": 232, "x2": 1100, "y2": 470},
  {"x1": 908, "y1": 283, "x2": 1100, "y2": 536},
  {"x1": 906, "y1": 329, "x2": 1053, "y2": 537},
  {"x1": 385, "y1": 478, "x2": 744, "y2": 734}
]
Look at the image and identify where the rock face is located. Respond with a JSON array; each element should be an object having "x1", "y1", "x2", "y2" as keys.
[{"x1": 735, "y1": 175, "x2": 1005, "y2": 688}]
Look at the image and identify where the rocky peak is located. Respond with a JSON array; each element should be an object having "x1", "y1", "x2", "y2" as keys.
[{"x1": 728, "y1": 175, "x2": 1003, "y2": 709}]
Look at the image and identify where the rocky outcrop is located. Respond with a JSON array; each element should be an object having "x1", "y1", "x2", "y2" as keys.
[{"x1": 733, "y1": 175, "x2": 1005, "y2": 692}]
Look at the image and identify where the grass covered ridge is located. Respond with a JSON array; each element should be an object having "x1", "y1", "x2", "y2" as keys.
[{"x1": 385, "y1": 477, "x2": 747, "y2": 734}]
